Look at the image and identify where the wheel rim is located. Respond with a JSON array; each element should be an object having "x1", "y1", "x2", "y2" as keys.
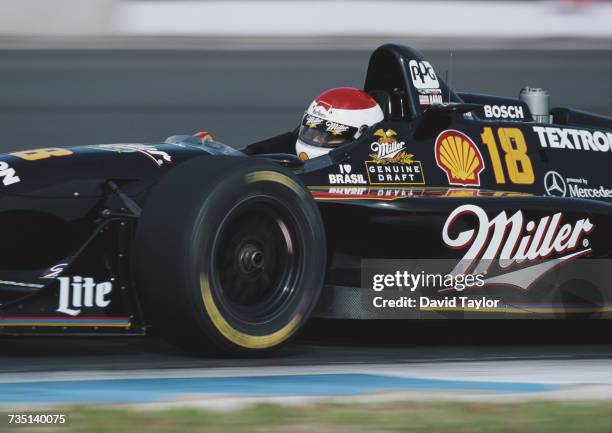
[{"x1": 210, "y1": 195, "x2": 303, "y2": 323}]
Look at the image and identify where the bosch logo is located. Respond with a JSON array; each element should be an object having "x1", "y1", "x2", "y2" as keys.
[{"x1": 484, "y1": 105, "x2": 524, "y2": 119}]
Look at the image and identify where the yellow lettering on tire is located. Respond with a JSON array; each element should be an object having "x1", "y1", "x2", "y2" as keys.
[
  {"x1": 245, "y1": 170, "x2": 306, "y2": 199},
  {"x1": 200, "y1": 273, "x2": 301, "y2": 349}
]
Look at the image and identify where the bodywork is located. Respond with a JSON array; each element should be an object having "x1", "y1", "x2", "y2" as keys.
[{"x1": 1, "y1": 44, "x2": 610, "y2": 334}]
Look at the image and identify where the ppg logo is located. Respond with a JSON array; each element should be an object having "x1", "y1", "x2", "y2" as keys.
[{"x1": 408, "y1": 60, "x2": 439, "y2": 89}]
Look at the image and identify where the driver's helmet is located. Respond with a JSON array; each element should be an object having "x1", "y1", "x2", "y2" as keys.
[{"x1": 296, "y1": 87, "x2": 384, "y2": 161}]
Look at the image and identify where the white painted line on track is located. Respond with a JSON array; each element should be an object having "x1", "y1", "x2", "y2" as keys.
[{"x1": 0, "y1": 359, "x2": 609, "y2": 386}]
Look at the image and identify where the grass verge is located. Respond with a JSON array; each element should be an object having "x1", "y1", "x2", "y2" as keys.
[{"x1": 1, "y1": 400, "x2": 610, "y2": 433}]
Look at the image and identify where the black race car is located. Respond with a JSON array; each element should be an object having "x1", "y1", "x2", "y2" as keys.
[{"x1": 0, "y1": 44, "x2": 610, "y2": 355}]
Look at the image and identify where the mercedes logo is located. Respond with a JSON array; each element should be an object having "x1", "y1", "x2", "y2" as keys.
[{"x1": 544, "y1": 171, "x2": 566, "y2": 197}]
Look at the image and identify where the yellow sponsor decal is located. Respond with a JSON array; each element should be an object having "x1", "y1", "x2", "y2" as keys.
[
  {"x1": 481, "y1": 127, "x2": 535, "y2": 185},
  {"x1": 200, "y1": 273, "x2": 300, "y2": 349},
  {"x1": 435, "y1": 130, "x2": 484, "y2": 186},
  {"x1": 12, "y1": 148, "x2": 73, "y2": 161},
  {"x1": 366, "y1": 129, "x2": 426, "y2": 185}
]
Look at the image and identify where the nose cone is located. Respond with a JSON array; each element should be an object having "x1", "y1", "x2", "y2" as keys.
[{"x1": 0, "y1": 143, "x2": 182, "y2": 198}]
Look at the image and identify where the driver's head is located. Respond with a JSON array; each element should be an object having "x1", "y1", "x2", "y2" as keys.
[{"x1": 296, "y1": 87, "x2": 384, "y2": 160}]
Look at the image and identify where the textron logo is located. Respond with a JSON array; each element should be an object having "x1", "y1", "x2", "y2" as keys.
[
  {"x1": 544, "y1": 171, "x2": 567, "y2": 197},
  {"x1": 442, "y1": 205, "x2": 594, "y2": 291}
]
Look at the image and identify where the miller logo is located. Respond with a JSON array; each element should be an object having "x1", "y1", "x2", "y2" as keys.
[
  {"x1": 325, "y1": 121, "x2": 350, "y2": 136},
  {"x1": 304, "y1": 114, "x2": 324, "y2": 128},
  {"x1": 435, "y1": 130, "x2": 484, "y2": 186},
  {"x1": 365, "y1": 129, "x2": 425, "y2": 185},
  {"x1": 442, "y1": 205, "x2": 594, "y2": 291}
]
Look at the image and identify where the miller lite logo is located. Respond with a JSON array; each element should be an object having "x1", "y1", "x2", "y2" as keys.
[
  {"x1": 435, "y1": 130, "x2": 484, "y2": 187},
  {"x1": 442, "y1": 205, "x2": 595, "y2": 291},
  {"x1": 56, "y1": 276, "x2": 113, "y2": 316}
]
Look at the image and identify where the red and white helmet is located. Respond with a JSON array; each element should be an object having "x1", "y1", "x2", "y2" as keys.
[{"x1": 296, "y1": 87, "x2": 384, "y2": 160}]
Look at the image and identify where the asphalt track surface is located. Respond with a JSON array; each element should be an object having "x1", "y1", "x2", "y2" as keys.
[
  {"x1": 0, "y1": 321, "x2": 609, "y2": 373},
  {"x1": 0, "y1": 322, "x2": 610, "y2": 406},
  {"x1": 0, "y1": 49, "x2": 610, "y2": 153}
]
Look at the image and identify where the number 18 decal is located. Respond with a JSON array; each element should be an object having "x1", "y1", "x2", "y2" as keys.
[{"x1": 481, "y1": 127, "x2": 534, "y2": 185}]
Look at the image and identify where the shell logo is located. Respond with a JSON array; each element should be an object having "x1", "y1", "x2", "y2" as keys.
[{"x1": 434, "y1": 130, "x2": 485, "y2": 186}]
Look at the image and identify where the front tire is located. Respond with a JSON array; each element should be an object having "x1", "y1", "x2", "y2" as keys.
[{"x1": 134, "y1": 156, "x2": 326, "y2": 355}]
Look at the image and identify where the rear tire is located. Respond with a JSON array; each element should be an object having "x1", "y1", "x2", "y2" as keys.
[{"x1": 134, "y1": 156, "x2": 326, "y2": 355}]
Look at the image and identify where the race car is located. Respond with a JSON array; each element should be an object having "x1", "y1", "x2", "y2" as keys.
[{"x1": 0, "y1": 44, "x2": 610, "y2": 355}]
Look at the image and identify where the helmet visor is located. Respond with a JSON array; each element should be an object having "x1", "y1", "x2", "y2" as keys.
[{"x1": 298, "y1": 114, "x2": 359, "y2": 148}]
